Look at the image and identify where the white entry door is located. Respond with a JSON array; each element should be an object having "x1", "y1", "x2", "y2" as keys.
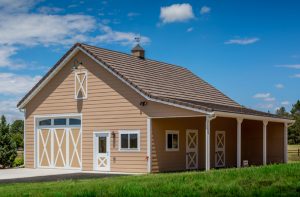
[
  {"x1": 94, "y1": 132, "x2": 110, "y2": 171},
  {"x1": 215, "y1": 131, "x2": 226, "y2": 168},
  {"x1": 186, "y1": 130, "x2": 198, "y2": 170}
]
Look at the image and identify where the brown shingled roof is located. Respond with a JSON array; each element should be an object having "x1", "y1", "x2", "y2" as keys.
[{"x1": 17, "y1": 43, "x2": 290, "y2": 120}]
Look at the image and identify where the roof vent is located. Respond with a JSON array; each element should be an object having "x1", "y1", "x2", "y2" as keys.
[{"x1": 131, "y1": 44, "x2": 145, "y2": 59}]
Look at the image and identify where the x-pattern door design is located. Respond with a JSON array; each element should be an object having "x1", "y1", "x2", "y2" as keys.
[
  {"x1": 94, "y1": 132, "x2": 110, "y2": 171},
  {"x1": 38, "y1": 129, "x2": 51, "y2": 167},
  {"x1": 215, "y1": 131, "x2": 225, "y2": 168},
  {"x1": 37, "y1": 128, "x2": 81, "y2": 169},
  {"x1": 186, "y1": 130, "x2": 198, "y2": 170}
]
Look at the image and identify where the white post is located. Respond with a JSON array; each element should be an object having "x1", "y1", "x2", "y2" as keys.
[
  {"x1": 205, "y1": 116, "x2": 211, "y2": 171},
  {"x1": 147, "y1": 118, "x2": 152, "y2": 173},
  {"x1": 237, "y1": 118, "x2": 243, "y2": 168},
  {"x1": 263, "y1": 120, "x2": 268, "y2": 165},
  {"x1": 284, "y1": 122, "x2": 288, "y2": 163}
]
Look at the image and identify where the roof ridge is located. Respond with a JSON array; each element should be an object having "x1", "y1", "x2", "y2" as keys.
[{"x1": 79, "y1": 42, "x2": 186, "y2": 70}]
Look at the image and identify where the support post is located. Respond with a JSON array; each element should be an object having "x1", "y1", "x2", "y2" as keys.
[
  {"x1": 147, "y1": 118, "x2": 152, "y2": 173},
  {"x1": 284, "y1": 122, "x2": 288, "y2": 163},
  {"x1": 263, "y1": 120, "x2": 268, "y2": 165},
  {"x1": 237, "y1": 118, "x2": 243, "y2": 168},
  {"x1": 205, "y1": 115, "x2": 213, "y2": 171}
]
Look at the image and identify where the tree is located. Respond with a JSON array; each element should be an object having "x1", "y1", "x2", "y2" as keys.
[
  {"x1": 289, "y1": 100, "x2": 300, "y2": 144},
  {"x1": 10, "y1": 120, "x2": 24, "y2": 149},
  {"x1": 276, "y1": 107, "x2": 290, "y2": 118},
  {"x1": 0, "y1": 115, "x2": 17, "y2": 168}
]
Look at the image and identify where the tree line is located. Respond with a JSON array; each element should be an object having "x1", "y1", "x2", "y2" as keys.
[{"x1": 276, "y1": 100, "x2": 300, "y2": 144}]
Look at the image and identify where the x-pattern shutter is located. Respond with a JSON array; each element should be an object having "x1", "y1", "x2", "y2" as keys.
[
  {"x1": 186, "y1": 130, "x2": 198, "y2": 170},
  {"x1": 215, "y1": 131, "x2": 225, "y2": 168},
  {"x1": 75, "y1": 72, "x2": 87, "y2": 99}
]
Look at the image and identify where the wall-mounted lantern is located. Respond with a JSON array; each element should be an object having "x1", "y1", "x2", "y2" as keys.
[{"x1": 72, "y1": 59, "x2": 83, "y2": 70}]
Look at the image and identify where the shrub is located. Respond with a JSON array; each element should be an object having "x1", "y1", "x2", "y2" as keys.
[{"x1": 13, "y1": 157, "x2": 24, "y2": 167}]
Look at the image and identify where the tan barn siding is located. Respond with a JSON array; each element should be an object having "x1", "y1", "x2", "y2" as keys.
[
  {"x1": 151, "y1": 117, "x2": 205, "y2": 172},
  {"x1": 24, "y1": 51, "x2": 149, "y2": 172},
  {"x1": 267, "y1": 122, "x2": 284, "y2": 163},
  {"x1": 210, "y1": 117, "x2": 237, "y2": 168}
]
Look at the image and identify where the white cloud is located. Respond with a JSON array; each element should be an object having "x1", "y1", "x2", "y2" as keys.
[
  {"x1": 0, "y1": 14, "x2": 96, "y2": 46},
  {"x1": 160, "y1": 3, "x2": 194, "y2": 24},
  {"x1": 253, "y1": 93, "x2": 271, "y2": 99},
  {"x1": 291, "y1": 74, "x2": 300, "y2": 78},
  {"x1": 275, "y1": 83, "x2": 284, "y2": 89},
  {"x1": 0, "y1": 99, "x2": 23, "y2": 122},
  {"x1": 187, "y1": 27, "x2": 194, "y2": 32},
  {"x1": 127, "y1": 12, "x2": 140, "y2": 17},
  {"x1": 0, "y1": 0, "x2": 39, "y2": 13},
  {"x1": 0, "y1": 73, "x2": 41, "y2": 95},
  {"x1": 281, "y1": 101, "x2": 290, "y2": 105},
  {"x1": 224, "y1": 37, "x2": 260, "y2": 45},
  {"x1": 200, "y1": 6, "x2": 211, "y2": 15},
  {"x1": 257, "y1": 103, "x2": 274, "y2": 109},
  {"x1": 37, "y1": 6, "x2": 64, "y2": 14},
  {"x1": 93, "y1": 25, "x2": 150, "y2": 46},
  {"x1": 276, "y1": 64, "x2": 300, "y2": 69}
]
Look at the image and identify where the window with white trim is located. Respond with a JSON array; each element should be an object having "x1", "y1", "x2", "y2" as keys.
[
  {"x1": 119, "y1": 131, "x2": 140, "y2": 151},
  {"x1": 166, "y1": 130, "x2": 179, "y2": 151},
  {"x1": 75, "y1": 71, "x2": 87, "y2": 99}
]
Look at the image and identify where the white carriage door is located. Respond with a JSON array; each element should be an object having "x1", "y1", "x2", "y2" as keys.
[
  {"x1": 215, "y1": 131, "x2": 226, "y2": 168},
  {"x1": 94, "y1": 133, "x2": 110, "y2": 171},
  {"x1": 186, "y1": 130, "x2": 198, "y2": 170},
  {"x1": 53, "y1": 128, "x2": 67, "y2": 167},
  {"x1": 69, "y1": 128, "x2": 82, "y2": 168}
]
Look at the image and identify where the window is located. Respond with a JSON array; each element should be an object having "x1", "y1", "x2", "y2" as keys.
[
  {"x1": 54, "y1": 118, "x2": 66, "y2": 126},
  {"x1": 69, "y1": 118, "x2": 81, "y2": 126},
  {"x1": 119, "y1": 131, "x2": 140, "y2": 151},
  {"x1": 166, "y1": 131, "x2": 179, "y2": 151},
  {"x1": 39, "y1": 119, "x2": 51, "y2": 126},
  {"x1": 75, "y1": 71, "x2": 87, "y2": 99},
  {"x1": 98, "y1": 136, "x2": 107, "y2": 153}
]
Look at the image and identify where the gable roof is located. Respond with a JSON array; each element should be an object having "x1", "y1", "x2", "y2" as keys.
[{"x1": 17, "y1": 43, "x2": 291, "y2": 121}]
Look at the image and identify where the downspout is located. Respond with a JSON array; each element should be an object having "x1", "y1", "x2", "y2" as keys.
[{"x1": 19, "y1": 108, "x2": 26, "y2": 167}]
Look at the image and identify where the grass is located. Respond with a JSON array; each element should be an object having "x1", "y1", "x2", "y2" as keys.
[{"x1": 1, "y1": 163, "x2": 300, "y2": 197}]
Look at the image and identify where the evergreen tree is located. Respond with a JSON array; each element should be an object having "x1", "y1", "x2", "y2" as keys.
[
  {"x1": 10, "y1": 120, "x2": 24, "y2": 149},
  {"x1": 289, "y1": 100, "x2": 300, "y2": 144},
  {"x1": 0, "y1": 115, "x2": 17, "y2": 168},
  {"x1": 276, "y1": 106, "x2": 290, "y2": 118}
]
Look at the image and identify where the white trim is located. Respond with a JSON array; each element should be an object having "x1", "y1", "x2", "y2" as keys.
[
  {"x1": 23, "y1": 109, "x2": 26, "y2": 167},
  {"x1": 147, "y1": 118, "x2": 152, "y2": 173},
  {"x1": 186, "y1": 129, "x2": 198, "y2": 170},
  {"x1": 215, "y1": 111, "x2": 294, "y2": 124},
  {"x1": 215, "y1": 130, "x2": 226, "y2": 168},
  {"x1": 263, "y1": 120, "x2": 268, "y2": 165},
  {"x1": 205, "y1": 115, "x2": 216, "y2": 171},
  {"x1": 93, "y1": 131, "x2": 111, "y2": 171},
  {"x1": 236, "y1": 118, "x2": 243, "y2": 168},
  {"x1": 74, "y1": 70, "x2": 88, "y2": 99},
  {"x1": 118, "y1": 130, "x2": 140, "y2": 152},
  {"x1": 18, "y1": 47, "x2": 80, "y2": 109},
  {"x1": 284, "y1": 123, "x2": 288, "y2": 163},
  {"x1": 165, "y1": 130, "x2": 180, "y2": 151}
]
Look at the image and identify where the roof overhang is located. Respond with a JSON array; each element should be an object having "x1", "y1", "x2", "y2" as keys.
[{"x1": 214, "y1": 111, "x2": 295, "y2": 124}]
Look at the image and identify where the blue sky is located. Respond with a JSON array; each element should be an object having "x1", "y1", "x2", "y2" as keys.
[{"x1": 0, "y1": 0, "x2": 299, "y2": 121}]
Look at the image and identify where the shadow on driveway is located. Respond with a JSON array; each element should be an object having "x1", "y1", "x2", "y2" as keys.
[{"x1": 0, "y1": 173, "x2": 125, "y2": 184}]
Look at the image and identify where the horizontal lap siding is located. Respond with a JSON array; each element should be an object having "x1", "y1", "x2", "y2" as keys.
[{"x1": 25, "y1": 51, "x2": 148, "y2": 173}]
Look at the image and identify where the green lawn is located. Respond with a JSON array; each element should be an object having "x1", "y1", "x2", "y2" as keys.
[{"x1": 1, "y1": 163, "x2": 300, "y2": 197}]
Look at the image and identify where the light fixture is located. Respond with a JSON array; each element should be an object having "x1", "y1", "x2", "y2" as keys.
[
  {"x1": 139, "y1": 101, "x2": 148, "y2": 106},
  {"x1": 72, "y1": 59, "x2": 82, "y2": 70}
]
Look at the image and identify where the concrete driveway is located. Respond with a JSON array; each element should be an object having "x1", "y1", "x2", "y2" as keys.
[{"x1": 0, "y1": 168, "x2": 124, "y2": 183}]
